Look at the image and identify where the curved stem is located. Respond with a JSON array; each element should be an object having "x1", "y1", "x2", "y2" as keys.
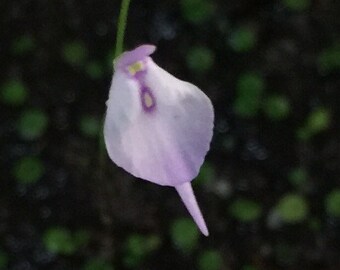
[{"x1": 115, "y1": 0, "x2": 132, "y2": 58}]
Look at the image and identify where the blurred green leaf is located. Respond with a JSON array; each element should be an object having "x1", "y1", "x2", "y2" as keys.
[
  {"x1": 17, "y1": 109, "x2": 48, "y2": 140},
  {"x1": 180, "y1": 0, "x2": 215, "y2": 24},
  {"x1": 229, "y1": 26, "x2": 257, "y2": 52},
  {"x1": 125, "y1": 235, "x2": 145, "y2": 259},
  {"x1": 13, "y1": 156, "x2": 45, "y2": 184},
  {"x1": 325, "y1": 189, "x2": 340, "y2": 218},
  {"x1": 43, "y1": 227, "x2": 90, "y2": 255},
  {"x1": 0, "y1": 249, "x2": 8, "y2": 269},
  {"x1": 318, "y1": 43, "x2": 340, "y2": 73},
  {"x1": 243, "y1": 265, "x2": 258, "y2": 270},
  {"x1": 288, "y1": 167, "x2": 308, "y2": 189},
  {"x1": 62, "y1": 41, "x2": 88, "y2": 66},
  {"x1": 297, "y1": 107, "x2": 331, "y2": 141},
  {"x1": 275, "y1": 242, "x2": 298, "y2": 265},
  {"x1": 43, "y1": 227, "x2": 76, "y2": 255},
  {"x1": 234, "y1": 72, "x2": 265, "y2": 118},
  {"x1": 306, "y1": 107, "x2": 331, "y2": 133},
  {"x1": 308, "y1": 218, "x2": 321, "y2": 232},
  {"x1": 229, "y1": 198, "x2": 262, "y2": 222},
  {"x1": 11, "y1": 35, "x2": 36, "y2": 55},
  {"x1": 198, "y1": 250, "x2": 223, "y2": 270},
  {"x1": 296, "y1": 127, "x2": 309, "y2": 141},
  {"x1": 86, "y1": 62, "x2": 105, "y2": 79},
  {"x1": 264, "y1": 95, "x2": 290, "y2": 121},
  {"x1": 83, "y1": 258, "x2": 114, "y2": 270},
  {"x1": 223, "y1": 135, "x2": 236, "y2": 151},
  {"x1": 73, "y1": 230, "x2": 91, "y2": 247},
  {"x1": 276, "y1": 194, "x2": 308, "y2": 223},
  {"x1": 186, "y1": 46, "x2": 214, "y2": 74},
  {"x1": 80, "y1": 115, "x2": 101, "y2": 138},
  {"x1": 1, "y1": 80, "x2": 28, "y2": 106},
  {"x1": 107, "y1": 49, "x2": 115, "y2": 68},
  {"x1": 124, "y1": 234, "x2": 160, "y2": 268},
  {"x1": 171, "y1": 218, "x2": 199, "y2": 252},
  {"x1": 282, "y1": 0, "x2": 310, "y2": 11}
]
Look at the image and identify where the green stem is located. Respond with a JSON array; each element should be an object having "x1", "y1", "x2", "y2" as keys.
[
  {"x1": 98, "y1": 0, "x2": 132, "y2": 170},
  {"x1": 115, "y1": 0, "x2": 132, "y2": 58}
]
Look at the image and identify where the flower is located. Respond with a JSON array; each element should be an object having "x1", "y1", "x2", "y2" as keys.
[{"x1": 104, "y1": 45, "x2": 214, "y2": 236}]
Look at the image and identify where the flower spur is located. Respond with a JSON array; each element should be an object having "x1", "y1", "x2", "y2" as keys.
[{"x1": 104, "y1": 45, "x2": 214, "y2": 236}]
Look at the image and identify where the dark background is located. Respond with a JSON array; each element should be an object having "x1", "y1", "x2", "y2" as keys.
[{"x1": 1, "y1": 0, "x2": 339, "y2": 269}]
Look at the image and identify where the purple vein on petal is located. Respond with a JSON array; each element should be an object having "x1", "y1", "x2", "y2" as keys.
[{"x1": 140, "y1": 85, "x2": 156, "y2": 112}]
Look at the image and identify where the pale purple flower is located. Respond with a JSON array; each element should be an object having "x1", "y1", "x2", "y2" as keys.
[{"x1": 104, "y1": 45, "x2": 214, "y2": 236}]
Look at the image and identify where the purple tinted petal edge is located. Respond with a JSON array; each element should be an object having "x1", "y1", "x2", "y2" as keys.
[{"x1": 115, "y1": 44, "x2": 156, "y2": 69}]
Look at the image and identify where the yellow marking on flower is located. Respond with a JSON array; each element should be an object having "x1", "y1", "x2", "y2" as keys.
[
  {"x1": 128, "y1": 61, "x2": 144, "y2": 75},
  {"x1": 144, "y1": 92, "x2": 154, "y2": 108}
]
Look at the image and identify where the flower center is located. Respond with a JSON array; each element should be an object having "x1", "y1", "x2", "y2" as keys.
[
  {"x1": 125, "y1": 60, "x2": 156, "y2": 113},
  {"x1": 127, "y1": 61, "x2": 145, "y2": 76}
]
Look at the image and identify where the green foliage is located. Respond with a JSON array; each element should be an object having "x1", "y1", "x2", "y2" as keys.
[
  {"x1": 73, "y1": 230, "x2": 91, "y2": 247},
  {"x1": 325, "y1": 189, "x2": 340, "y2": 217},
  {"x1": 306, "y1": 107, "x2": 331, "y2": 133},
  {"x1": 180, "y1": 0, "x2": 215, "y2": 24},
  {"x1": 308, "y1": 218, "x2": 321, "y2": 232},
  {"x1": 243, "y1": 265, "x2": 258, "y2": 270},
  {"x1": 43, "y1": 228, "x2": 75, "y2": 255},
  {"x1": 43, "y1": 227, "x2": 90, "y2": 255},
  {"x1": 297, "y1": 107, "x2": 331, "y2": 140},
  {"x1": 62, "y1": 41, "x2": 88, "y2": 66},
  {"x1": 107, "y1": 49, "x2": 116, "y2": 68},
  {"x1": 186, "y1": 46, "x2": 214, "y2": 74},
  {"x1": 80, "y1": 115, "x2": 101, "y2": 138},
  {"x1": 234, "y1": 72, "x2": 265, "y2": 118},
  {"x1": 11, "y1": 35, "x2": 36, "y2": 55},
  {"x1": 195, "y1": 162, "x2": 215, "y2": 186},
  {"x1": 276, "y1": 194, "x2": 308, "y2": 223},
  {"x1": 288, "y1": 167, "x2": 308, "y2": 189},
  {"x1": 264, "y1": 95, "x2": 290, "y2": 121},
  {"x1": 274, "y1": 242, "x2": 298, "y2": 265},
  {"x1": 229, "y1": 26, "x2": 257, "y2": 52},
  {"x1": 171, "y1": 218, "x2": 199, "y2": 252},
  {"x1": 198, "y1": 250, "x2": 223, "y2": 270},
  {"x1": 229, "y1": 198, "x2": 262, "y2": 222},
  {"x1": 86, "y1": 62, "x2": 105, "y2": 79},
  {"x1": 17, "y1": 109, "x2": 48, "y2": 140},
  {"x1": 1, "y1": 80, "x2": 28, "y2": 106},
  {"x1": 83, "y1": 258, "x2": 114, "y2": 270},
  {"x1": 124, "y1": 234, "x2": 160, "y2": 268},
  {"x1": 318, "y1": 43, "x2": 340, "y2": 73},
  {"x1": 0, "y1": 249, "x2": 8, "y2": 269},
  {"x1": 223, "y1": 135, "x2": 236, "y2": 151},
  {"x1": 282, "y1": 0, "x2": 310, "y2": 11},
  {"x1": 13, "y1": 156, "x2": 45, "y2": 184},
  {"x1": 296, "y1": 128, "x2": 309, "y2": 141}
]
